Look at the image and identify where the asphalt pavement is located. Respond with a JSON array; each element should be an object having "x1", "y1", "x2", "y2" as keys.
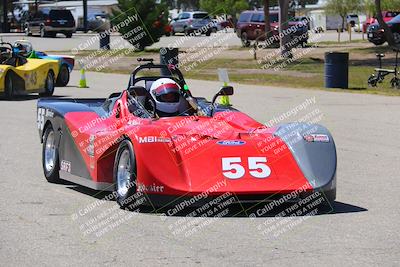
[{"x1": 0, "y1": 71, "x2": 399, "y2": 266}]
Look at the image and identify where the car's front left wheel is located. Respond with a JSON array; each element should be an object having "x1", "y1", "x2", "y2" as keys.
[
  {"x1": 42, "y1": 125, "x2": 61, "y2": 183},
  {"x1": 113, "y1": 140, "x2": 138, "y2": 208},
  {"x1": 4, "y1": 72, "x2": 14, "y2": 100}
]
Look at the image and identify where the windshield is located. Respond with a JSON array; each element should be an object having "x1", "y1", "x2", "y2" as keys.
[
  {"x1": 386, "y1": 12, "x2": 400, "y2": 17},
  {"x1": 389, "y1": 14, "x2": 400, "y2": 23},
  {"x1": 239, "y1": 12, "x2": 252, "y2": 22},
  {"x1": 193, "y1": 13, "x2": 209, "y2": 19},
  {"x1": 49, "y1": 10, "x2": 74, "y2": 20}
]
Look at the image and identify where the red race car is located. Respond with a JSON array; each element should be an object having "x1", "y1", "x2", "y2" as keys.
[{"x1": 37, "y1": 59, "x2": 337, "y2": 210}]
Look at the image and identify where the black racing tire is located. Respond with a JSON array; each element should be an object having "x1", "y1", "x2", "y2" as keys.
[
  {"x1": 4, "y1": 72, "x2": 14, "y2": 100},
  {"x1": 56, "y1": 64, "x2": 70, "y2": 87},
  {"x1": 65, "y1": 32, "x2": 73, "y2": 38},
  {"x1": 113, "y1": 140, "x2": 138, "y2": 208},
  {"x1": 205, "y1": 30, "x2": 211, "y2": 36},
  {"x1": 42, "y1": 125, "x2": 61, "y2": 183},
  {"x1": 39, "y1": 70, "x2": 55, "y2": 97}
]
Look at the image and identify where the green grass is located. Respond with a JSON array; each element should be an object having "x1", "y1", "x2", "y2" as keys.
[
  {"x1": 47, "y1": 48, "x2": 159, "y2": 57},
  {"x1": 182, "y1": 58, "x2": 400, "y2": 96},
  {"x1": 82, "y1": 46, "x2": 400, "y2": 96}
]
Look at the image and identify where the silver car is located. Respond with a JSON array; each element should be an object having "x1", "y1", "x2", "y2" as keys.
[{"x1": 170, "y1": 11, "x2": 213, "y2": 36}]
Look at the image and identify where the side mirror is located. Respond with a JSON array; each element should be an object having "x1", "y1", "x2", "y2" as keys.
[
  {"x1": 128, "y1": 86, "x2": 147, "y2": 97},
  {"x1": 211, "y1": 86, "x2": 233, "y2": 106},
  {"x1": 218, "y1": 85, "x2": 234, "y2": 96},
  {"x1": 210, "y1": 86, "x2": 234, "y2": 116}
]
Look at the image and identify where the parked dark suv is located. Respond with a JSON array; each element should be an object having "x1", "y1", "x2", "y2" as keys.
[
  {"x1": 367, "y1": 14, "x2": 400, "y2": 45},
  {"x1": 236, "y1": 10, "x2": 309, "y2": 47},
  {"x1": 23, "y1": 9, "x2": 76, "y2": 38}
]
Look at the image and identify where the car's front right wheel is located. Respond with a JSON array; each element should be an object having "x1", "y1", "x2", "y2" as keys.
[
  {"x1": 56, "y1": 64, "x2": 70, "y2": 87},
  {"x1": 39, "y1": 70, "x2": 55, "y2": 97},
  {"x1": 113, "y1": 140, "x2": 138, "y2": 208}
]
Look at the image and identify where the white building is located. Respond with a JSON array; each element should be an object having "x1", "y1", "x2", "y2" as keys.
[
  {"x1": 39, "y1": 0, "x2": 119, "y2": 29},
  {"x1": 305, "y1": 0, "x2": 366, "y2": 31}
]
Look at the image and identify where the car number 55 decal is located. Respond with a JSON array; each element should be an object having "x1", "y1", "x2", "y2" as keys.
[{"x1": 222, "y1": 157, "x2": 271, "y2": 179}]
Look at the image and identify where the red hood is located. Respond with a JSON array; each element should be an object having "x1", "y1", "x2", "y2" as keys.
[{"x1": 132, "y1": 113, "x2": 312, "y2": 196}]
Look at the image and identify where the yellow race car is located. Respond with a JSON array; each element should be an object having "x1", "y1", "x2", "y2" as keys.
[{"x1": 0, "y1": 42, "x2": 59, "y2": 99}]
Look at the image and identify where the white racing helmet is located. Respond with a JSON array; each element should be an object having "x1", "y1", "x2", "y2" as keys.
[{"x1": 149, "y1": 78, "x2": 182, "y2": 115}]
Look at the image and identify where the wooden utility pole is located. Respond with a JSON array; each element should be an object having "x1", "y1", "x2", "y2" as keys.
[
  {"x1": 279, "y1": 0, "x2": 291, "y2": 57},
  {"x1": 83, "y1": 0, "x2": 88, "y2": 32},
  {"x1": 264, "y1": 0, "x2": 271, "y2": 39},
  {"x1": 375, "y1": 0, "x2": 397, "y2": 48},
  {"x1": 2, "y1": 0, "x2": 9, "y2": 33}
]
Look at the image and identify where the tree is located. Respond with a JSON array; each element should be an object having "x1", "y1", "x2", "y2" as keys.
[
  {"x1": 297, "y1": 0, "x2": 319, "y2": 8},
  {"x1": 178, "y1": 0, "x2": 200, "y2": 10},
  {"x1": 264, "y1": 0, "x2": 271, "y2": 38},
  {"x1": 325, "y1": 0, "x2": 363, "y2": 30},
  {"x1": 374, "y1": 0, "x2": 397, "y2": 48},
  {"x1": 112, "y1": 0, "x2": 168, "y2": 50},
  {"x1": 364, "y1": 0, "x2": 400, "y2": 16},
  {"x1": 279, "y1": 0, "x2": 291, "y2": 57},
  {"x1": 199, "y1": 0, "x2": 248, "y2": 17}
]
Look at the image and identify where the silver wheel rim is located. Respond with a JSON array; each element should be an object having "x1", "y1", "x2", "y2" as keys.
[
  {"x1": 44, "y1": 130, "x2": 56, "y2": 172},
  {"x1": 117, "y1": 149, "x2": 131, "y2": 196},
  {"x1": 46, "y1": 73, "x2": 54, "y2": 92}
]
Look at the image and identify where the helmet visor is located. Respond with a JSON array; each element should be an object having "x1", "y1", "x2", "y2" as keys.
[
  {"x1": 157, "y1": 92, "x2": 180, "y2": 103},
  {"x1": 153, "y1": 83, "x2": 180, "y2": 103}
]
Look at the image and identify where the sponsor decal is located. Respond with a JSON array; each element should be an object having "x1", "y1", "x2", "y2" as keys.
[
  {"x1": 222, "y1": 157, "x2": 271, "y2": 179},
  {"x1": 217, "y1": 140, "x2": 246, "y2": 146},
  {"x1": 45, "y1": 109, "x2": 54, "y2": 118},
  {"x1": 303, "y1": 134, "x2": 330, "y2": 143},
  {"x1": 137, "y1": 182, "x2": 164, "y2": 193},
  {"x1": 37, "y1": 108, "x2": 55, "y2": 130},
  {"x1": 87, "y1": 135, "x2": 95, "y2": 157},
  {"x1": 60, "y1": 160, "x2": 71, "y2": 173},
  {"x1": 138, "y1": 136, "x2": 171, "y2": 144}
]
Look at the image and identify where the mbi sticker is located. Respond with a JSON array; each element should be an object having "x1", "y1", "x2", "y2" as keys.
[{"x1": 217, "y1": 140, "x2": 246, "y2": 146}]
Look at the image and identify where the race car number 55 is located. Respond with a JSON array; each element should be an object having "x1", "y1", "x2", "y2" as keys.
[{"x1": 222, "y1": 157, "x2": 271, "y2": 179}]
